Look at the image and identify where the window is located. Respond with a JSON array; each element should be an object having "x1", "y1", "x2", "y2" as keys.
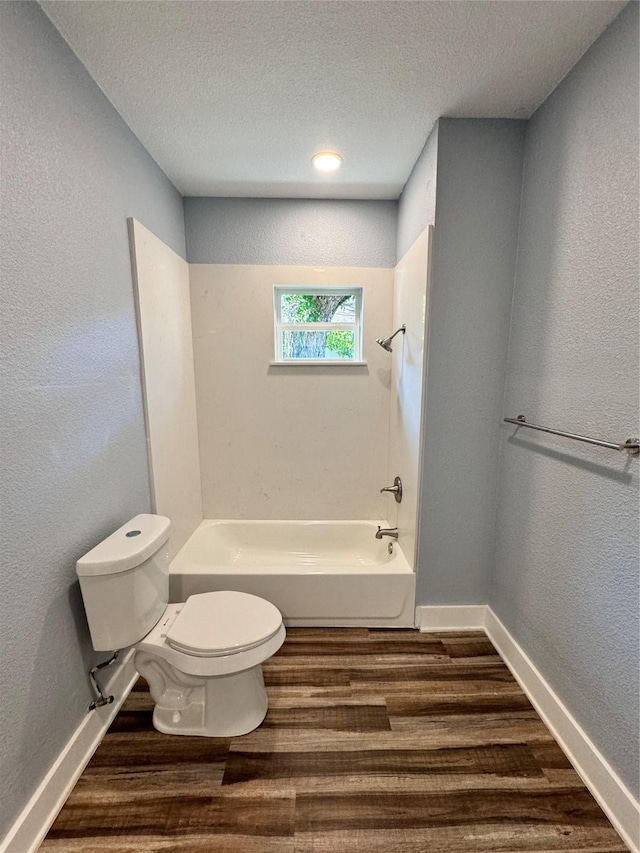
[{"x1": 273, "y1": 286, "x2": 363, "y2": 363}]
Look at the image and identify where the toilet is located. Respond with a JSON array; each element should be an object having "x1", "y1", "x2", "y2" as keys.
[{"x1": 76, "y1": 513, "x2": 285, "y2": 737}]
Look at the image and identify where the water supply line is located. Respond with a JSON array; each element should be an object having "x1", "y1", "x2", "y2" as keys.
[{"x1": 88, "y1": 650, "x2": 119, "y2": 712}]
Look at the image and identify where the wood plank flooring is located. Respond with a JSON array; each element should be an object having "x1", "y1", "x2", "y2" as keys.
[{"x1": 41, "y1": 629, "x2": 628, "y2": 852}]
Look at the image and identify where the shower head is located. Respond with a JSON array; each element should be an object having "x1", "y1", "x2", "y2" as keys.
[
  {"x1": 376, "y1": 324, "x2": 406, "y2": 353},
  {"x1": 376, "y1": 338, "x2": 394, "y2": 352}
]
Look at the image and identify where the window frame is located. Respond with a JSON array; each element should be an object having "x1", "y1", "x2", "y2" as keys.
[{"x1": 272, "y1": 285, "x2": 364, "y2": 365}]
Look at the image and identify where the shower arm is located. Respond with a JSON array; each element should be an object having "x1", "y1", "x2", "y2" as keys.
[
  {"x1": 386, "y1": 325, "x2": 406, "y2": 343},
  {"x1": 376, "y1": 324, "x2": 406, "y2": 351}
]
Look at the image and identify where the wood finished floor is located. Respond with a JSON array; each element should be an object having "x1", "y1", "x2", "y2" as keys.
[{"x1": 41, "y1": 629, "x2": 627, "y2": 852}]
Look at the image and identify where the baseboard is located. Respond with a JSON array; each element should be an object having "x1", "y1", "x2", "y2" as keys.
[
  {"x1": 415, "y1": 603, "x2": 638, "y2": 851},
  {"x1": 484, "y1": 608, "x2": 639, "y2": 853},
  {"x1": 414, "y1": 604, "x2": 487, "y2": 630},
  {"x1": 1, "y1": 650, "x2": 137, "y2": 853},
  {"x1": 3, "y1": 616, "x2": 637, "y2": 853}
]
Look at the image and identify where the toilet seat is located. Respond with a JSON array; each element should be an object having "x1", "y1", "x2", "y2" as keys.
[{"x1": 165, "y1": 590, "x2": 283, "y2": 658}]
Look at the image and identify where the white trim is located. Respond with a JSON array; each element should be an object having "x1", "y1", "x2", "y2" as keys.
[
  {"x1": 269, "y1": 360, "x2": 368, "y2": 367},
  {"x1": 484, "y1": 609, "x2": 639, "y2": 853},
  {"x1": 414, "y1": 604, "x2": 486, "y2": 630},
  {"x1": 416, "y1": 604, "x2": 639, "y2": 851},
  {"x1": 1, "y1": 650, "x2": 137, "y2": 853},
  {"x1": 272, "y1": 284, "x2": 363, "y2": 363}
]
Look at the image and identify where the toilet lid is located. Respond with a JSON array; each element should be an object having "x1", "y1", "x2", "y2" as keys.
[{"x1": 165, "y1": 591, "x2": 283, "y2": 657}]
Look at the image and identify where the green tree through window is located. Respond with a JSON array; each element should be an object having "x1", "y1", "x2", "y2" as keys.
[
  {"x1": 274, "y1": 286, "x2": 363, "y2": 362},
  {"x1": 281, "y1": 293, "x2": 356, "y2": 359}
]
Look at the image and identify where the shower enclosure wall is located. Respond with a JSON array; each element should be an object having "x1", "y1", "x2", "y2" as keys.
[{"x1": 129, "y1": 214, "x2": 432, "y2": 627}]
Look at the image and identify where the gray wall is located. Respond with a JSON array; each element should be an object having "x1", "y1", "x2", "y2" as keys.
[
  {"x1": 491, "y1": 1, "x2": 639, "y2": 797},
  {"x1": 396, "y1": 124, "x2": 439, "y2": 261},
  {"x1": 184, "y1": 197, "x2": 398, "y2": 267},
  {"x1": 416, "y1": 119, "x2": 526, "y2": 605},
  {"x1": 0, "y1": 1, "x2": 185, "y2": 839}
]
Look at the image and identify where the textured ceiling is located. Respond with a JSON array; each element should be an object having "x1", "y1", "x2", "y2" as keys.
[{"x1": 41, "y1": 1, "x2": 625, "y2": 199}]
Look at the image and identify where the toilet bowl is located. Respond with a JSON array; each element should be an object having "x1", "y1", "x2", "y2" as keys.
[
  {"x1": 135, "y1": 591, "x2": 286, "y2": 737},
  {"x1": 76, "y1": 514, "x2": 285, "y2": 738}
]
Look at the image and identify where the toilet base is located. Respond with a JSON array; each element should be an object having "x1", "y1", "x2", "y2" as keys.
[{"x1": 134, "y1": 651, "x2": 270, "y2": 737}]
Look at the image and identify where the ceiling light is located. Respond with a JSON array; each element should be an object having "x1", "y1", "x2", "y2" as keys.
[{"x1": 312, "y1": 151, "x2": 343, "y2": 172}]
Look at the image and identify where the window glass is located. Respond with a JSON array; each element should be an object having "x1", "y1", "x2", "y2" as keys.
[
  {"x1": 281, "y1": 329, "x2": 355, "y2": 360},
  {"x1": 274, "y1": 286, "x2": 363, "y2": 363},
  {"x1": 280, "y1": 293, "x2": 356, "y2": 324}
]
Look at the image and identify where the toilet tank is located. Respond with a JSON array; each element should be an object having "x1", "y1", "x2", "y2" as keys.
[{"x1": 76, "y1": 514, "x2": 171, "y2": 651}]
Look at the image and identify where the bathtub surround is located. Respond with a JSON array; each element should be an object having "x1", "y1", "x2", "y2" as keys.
[
  {"x1": 190, "y1": 264, "x2": 393, "y2": 520},
  {"x1": 385, "y1": 126, "x2": 439, "y2": 571},
  {"x1": 385, "y1": 227, "x2": 433, "y2": 569},
  {"x1": 0, "y1": 1, "x2": 185, "y2": 845},
  {"x1": 184, "y1": 198, "x2": 398, "y2": 268},
  {"x1": 416, "y1": 119, "x2": 527, "y2": 605},
  {"x1": 185, "y1": 197, "x2": 404, "y2": 522},
  {"x1": 491, "y1": 0, "x2": 640, "y2": 803},
  {"x1": 128, "y1": 220, "x2": 202, "y2": 560}
]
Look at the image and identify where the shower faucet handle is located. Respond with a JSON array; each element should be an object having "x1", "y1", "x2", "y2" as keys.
[{"x1": 380, "y1": 476, "x2": 403, "y2": 503}]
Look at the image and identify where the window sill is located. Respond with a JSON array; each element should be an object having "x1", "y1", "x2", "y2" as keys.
[{"x1": 269, "y1": 360, "x2": 368, "y2": 367}]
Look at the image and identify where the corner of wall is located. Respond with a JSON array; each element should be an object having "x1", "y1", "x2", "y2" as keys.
[
  {"x1": 396, "y1": 121, "x2": 439, "y2": 263},
  {"x1": 415, "y1": 118, "x2": 526, "y2": 607}
]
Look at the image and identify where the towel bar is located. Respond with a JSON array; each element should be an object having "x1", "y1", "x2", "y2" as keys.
[{"x1": 503, "y1": 415, "x2": 639, "y2": 456}]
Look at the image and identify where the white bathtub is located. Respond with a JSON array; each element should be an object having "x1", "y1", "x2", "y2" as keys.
[{"x1": 170, "y1": 520, "x2": 416, "y2": 627}]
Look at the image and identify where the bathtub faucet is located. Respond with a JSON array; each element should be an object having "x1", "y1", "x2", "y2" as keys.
[{"x1": 375, "y1": 526, "x2": 399, "y2": 540}]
